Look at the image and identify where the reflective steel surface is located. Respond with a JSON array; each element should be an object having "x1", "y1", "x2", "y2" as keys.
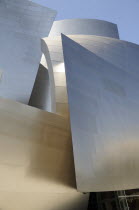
[
  {"x1": 41, "y1": 34, "x2": 139, "y2": 117},
  {"x1": 0, "y1": 0, "x2": 56, "y2": 104},
  {"x1": 0, "y1": 98, "x2": 89, "y2": 209},
  {"x1": 62, "y1": 34, "x2": 139, "y2": 192},
  {"x1": 41, "y1": 19, "x2": 119, "y2": 114},
  {"x1": 49, "y1": 19, "x2": 119, "y2": 38}
]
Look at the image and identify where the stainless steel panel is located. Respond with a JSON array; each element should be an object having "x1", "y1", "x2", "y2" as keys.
[
  {"x1": 0, "y1": 0, "x2": 56, "y2": 104},
  {"x1": 62, "y1": 34, "x2": 139, "y2": 192},
  {"x1": 0, "y1": 98, "x2": 89, "y2": 209},
  {"x1": 42, "y1": 34, "x2": 139, "y2": 116},
  {"x1": 49, "y1": 19, "x2": 119, "y2": 39},
  {"x1": 28, "y1": 64, "x2": 52, "y2": 111}
]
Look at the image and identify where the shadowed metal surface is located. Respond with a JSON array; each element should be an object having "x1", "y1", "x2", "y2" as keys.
[
  {"x1": 62, "y1": 34, "x2": 139, "y2": 192},
  {"x1": 49, "y1": 19, "x2": 119, "y2": 39},
  {"x1": 28, "y1": 64, "x2": 52, "y2": 111},
  {"x1": 0, "y1": 0, "x2": 56, "y2": 104},
  {"x1": 0, "y1": 98, "x2": 89, "y2": 209}
]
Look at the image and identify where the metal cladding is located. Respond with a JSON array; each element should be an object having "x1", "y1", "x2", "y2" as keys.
[
  {"x1": 42, "y1": 35, "x2": 139, "y2": 116},
  {"x1": 0, "y1": 0, "x2": 56, "y2": 104},
  {"x1": 41, "y1": 19, "x2": 120, "y2": 114},
  {"x1": 28, "y1": 64, "x2": 51, "y2": 111},
  {"x1": 0, "y1": 6, "x2": 139, "y2": 207},
  {"x1": 62, "y1": 34, "x2": 139, "y2": 192},
  {"x1": 49, "y1": 19, "x2": 119, "y2": 39},
  {"x1": 0, "y1": 98, "x2": 89, "y2": 210}
]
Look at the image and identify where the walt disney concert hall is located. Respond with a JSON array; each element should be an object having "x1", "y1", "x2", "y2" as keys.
[{"x1": 0, "y1": 0, "x2": 139, "y2": 209}]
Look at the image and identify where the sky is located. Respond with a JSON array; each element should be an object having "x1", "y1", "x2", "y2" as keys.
[{"x1": 36, "y1": 0, "x2": 139, "y2": 45}]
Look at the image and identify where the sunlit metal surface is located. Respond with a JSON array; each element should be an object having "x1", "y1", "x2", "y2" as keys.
[
  {"x1": 0, "y1": 0, "x2": 56, "y2": 104},
  {"x1": 41, "y1": 19, "x2": 119, "y2": 114},
  {"x1": 62, "y1": 34, "x2": 139, "y2": 192},
  {"x1": 0, "y1": 98, "x2": 89, "y2": 209},
  {"x1": 41, "y1": 33, "x2": 139, "y2": 117},
  {"x1": 49, "y1": 19, "x2": 119, "y2": 38}
]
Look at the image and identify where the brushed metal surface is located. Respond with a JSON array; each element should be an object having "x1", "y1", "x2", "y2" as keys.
[
  {"x1": 62, "y1": 34, "x2": 139, "y2": 192},
  {"x1": 28, "y1": 64, "x2": 52, "y2": 111},
  {"x1": 0, "y1": 98, "x2": 89, "y2": 209},
  {"x1": 41, "y1": 19, "x2": 119, "y2": 114},
  {"x1": 49, "y1": 19, "x2": 119, "y2": 39},
  {"x1": 41, "y1": 34, "x2": 139, "y2": 117},
  {"x1": 0, "y1": 0, "x2": 56, "y2": 104}
]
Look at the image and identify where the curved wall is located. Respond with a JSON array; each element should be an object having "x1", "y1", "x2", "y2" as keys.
[
  {"x1": 0, "y1": 0, "x2": 56, "y2": 104},
  {"x1": 28, "y1": 64, "x2": 51, "y2": 111},
  {"x1": 0, "y1": 98, "x2": 89, "y2": 209},
  {"x1": 49, "y1": 19, "x2": 119, "y2": 39},
  {"x1": 42, "y1": 35, "x2": 139, "y2": 116},
  {"x1": 40, "y1": 19, "x2": 120, "y2": 114},
  {"x1": 42, "y1": 34, "x2": 139, "y2": 117},
  {"x1": 62, "y1": 34, "x2": 139, "y2": 192}
]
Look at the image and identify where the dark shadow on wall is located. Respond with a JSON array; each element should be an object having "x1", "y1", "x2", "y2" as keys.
[{"x1": 29, "y1": 64, "x2": 51, "y2": 112}]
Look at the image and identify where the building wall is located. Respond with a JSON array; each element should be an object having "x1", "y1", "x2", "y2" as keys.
[
  {"x1": 41, "y1": 19, "x2": 120, "y2": 114},
  {"x1": 49, "y1": 19, "x2": 119, "y2": 39},
  {"x1": 42, "y1": 34, "x2": 139, "y2": 117},
  {"x1": 0, "y1": 0, "x2": 56, "y2": 104},
  {"x1": 0, "y1": 98, "x2": 89, "y2": 209},
  {"x1": 62, "y1": 34, "x2": 139, "y2": 192}
]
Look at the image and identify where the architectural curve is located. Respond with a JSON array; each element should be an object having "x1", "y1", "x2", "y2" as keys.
[
  {"x1": 62, "y1": 34, "x2": 139, "y2": 192},
  {"x1": 31, "y1": 19, "x2": 119, "y2": 114},
  {"x1": 41, "y1": 34, "x2": 139, "y2": 116},
  {"x1": 28, "y1": 64, "x2": 52, "y2": 111},
  {"x1": 0, "y1": 98, "x2": 89, "y2": 209},
  {"x1": 0, "y1": 0, "x2": 56, "y2": 104},
  {"x1": 49, "y1": 19, "x2": 119, "y2": 39}
]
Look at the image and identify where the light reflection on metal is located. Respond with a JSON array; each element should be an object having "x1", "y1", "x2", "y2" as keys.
[
  {"x1": 0, "y1": 0, "x2": 56, "y2": 104},
  {"x1": 62, "y1": 34, "x2": 139, "y2": 192},
  {"x1": 49, "y1": 19, "x2": 119, "y2": 38},
  {"x1": 41, "y1": 18, "x2": 120, "y2": 115}
]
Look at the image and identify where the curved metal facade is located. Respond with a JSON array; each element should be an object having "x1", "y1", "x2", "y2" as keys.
[
  {"x1": 62, "y1": 34, "x2": 139, "y2": 192},
  {"x1": 0, "y1": 0, "x2": 56, "y2": 104},
  {"x1": 0, "y1": 98, "x2": 89, "y2": 209},
  {"x1": 1, "y1": 11, "x2": 139, "y2": 207},
  {"x1": 41, "y1": 34, "x2": 139, "y2": 116},
  {"x1": 40, "y1": 19, "x2": 120, "y2": 113},
  {"x1": 49, "y1": 19, "x2": 119, "y2": 38},
  {"x1": 40, "y1": 20, "x2": 139, "y2": 192}
]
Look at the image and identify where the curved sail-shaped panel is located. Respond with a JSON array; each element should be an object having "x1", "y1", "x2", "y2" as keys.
[
  {"x1": 62, "y1": 34, "x2": 139, "y2": 192},
  {"x1": 0, "y1": 98, "x2": 89, "y2": 209},
  {"x1": 41, "y1": 34, "x2": 139, "y2": 116},
  {"x1": 39, "y1": 19, "x2": 119, "y2": 114},
  {"x1": 49, "y1": 19, "x2": 119, "y2": 39},
  {"x1": 29, "y1": 51, "x2": 56, "y2": 112},
  {"x1": 0, "y1": 0, "x2": 56, "y2": 104}
]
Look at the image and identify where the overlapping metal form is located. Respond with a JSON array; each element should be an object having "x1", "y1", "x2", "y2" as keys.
[
  {"x1": 40, "y1": 18, "x2": 139, "y2": 193},
  {"x1": 0, "y1": 0, "x2": 56, "y2": 103},
  {"x1": 0, "y1": 4, "x2": 139, "y2": 208},
  {"x1": 49, "y1": 19, "x2": 119, "y2": 38},
  {"x1": 62, "y1": 34, "x2": 139, "y2": 192},
  {"x1": 40, "y1": 19, "x2": 120, "y2": 114}
]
